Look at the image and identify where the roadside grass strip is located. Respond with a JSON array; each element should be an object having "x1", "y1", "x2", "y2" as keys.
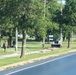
[{"x1": 0, "y1": 48, "x2": 76, "y2": 70}]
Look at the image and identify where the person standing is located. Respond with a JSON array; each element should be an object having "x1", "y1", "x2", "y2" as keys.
[
  {"x1": 13, "y1": 40, "x2": 15, "y2": 47},
  {"x1": 3, "y1": 41, "x2": 7, "y2": 52}
]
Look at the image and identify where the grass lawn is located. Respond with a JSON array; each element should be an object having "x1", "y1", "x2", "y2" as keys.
[
  {"x1": 0, "y1": 39, "x2": 76, "y2": 55},
  {"x1": 0, "y1": 41, "x2": 51, "y2": 55},
  {"x1": 0, "y1": 39, "x2": 76, "y2": 67},
  {"x1": 0, "y1": 48, "x2": 15, "y2": 55},
  {"x1": 0, "y1": 46, "x2": 76, "y2": 67}
]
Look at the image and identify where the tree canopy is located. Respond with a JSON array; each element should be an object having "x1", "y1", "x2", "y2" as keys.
[{"x1": 1, "y1": 0, "x2": 76, "y2": 56}]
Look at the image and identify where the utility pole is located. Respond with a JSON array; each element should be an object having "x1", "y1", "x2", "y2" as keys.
[
  {"x1": 42, "y1": 0, "x2": 46, "y2": 48},
  {"x1": 71, "y1": 20, "x2": 73, "y2": 43},
  {"x1": 60, "y1": 0, "x2": 63, "y2": 16},
  {"x1": 15, "y1": 27, "x2": 18, "y2": 51},
  {"x1": 60, "y1": 0, "x2": 63, "y2": 45},
  {"x1": 44, "y1": 0, "x2": 46, "y2": 18},
  {"x1": 0, "y1": 29, "x2": 1, "y2": 48}
]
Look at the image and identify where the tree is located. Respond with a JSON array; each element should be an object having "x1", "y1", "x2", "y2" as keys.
[
  {"x1": 34, "y1": 0, "x2": 60, "y2": 46},
  {"x1": 34, "y1": 18, "x2": 47, "y2": 47},
  {"x1": 63, "y1": 0, "x2": 76, "y2": 48},
  {"x1": 17, "y1": 0, "x2": 45, "y2": 57},
  {"x1": 46, "y1": 0, "x2": 60, "y2": 41},
  {"x1": 0, "y1": 0, "x2": 61, "y2": 56},
  {"x1": 0, "y1": 0, "x2": 46, "y2": 56},
  {"x1": 0, "y1": 0, "x2": 19, "y2": 48}
]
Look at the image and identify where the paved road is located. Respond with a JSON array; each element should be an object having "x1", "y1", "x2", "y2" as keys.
[{"x1": 0, "y1": 52, "x2": 76, "y2": 75}]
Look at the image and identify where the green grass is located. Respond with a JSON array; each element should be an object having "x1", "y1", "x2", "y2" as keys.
[
  {"x1": 0, "y1": 48, "x2": 15, "y2": 55},
  {"x1": 0, "y1": 47, "x2": 74, "y2": 66},
  {"x1": 0, "y1": 41, "x2": 51, "y2": 55},
  {"x1": 0, "y1": 39, "x2": 76, "y2": 55},
  {"x1": 0, "y1": 38, "x2": 76, "y2": 67}
]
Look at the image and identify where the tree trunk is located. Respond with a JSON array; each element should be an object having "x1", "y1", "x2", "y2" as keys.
[
  {"x1": 20, "y1": 29, "x2": 26, "y2": 58},
  {"x1": 67, "y1": 32, "x2": 70, "y2": 48},
  {"x1": 63, "y1": 34, "x2": 66, "y2": 41},
  {"x1": 0, "y1": 37, "x2": 1, "y2": 48},
  {"x1": 42, "y1": 38, "x2": 45, "y2": 48},
  {"x1": 8, "y1": 35, "x2": 12, "y2": 47}
]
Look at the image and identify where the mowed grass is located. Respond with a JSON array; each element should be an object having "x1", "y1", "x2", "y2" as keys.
[
  {"x1": 0, "y1": 39, "x2": 76, "y2": 66},
  {"x1": 0, "y1": 39, "x2": 76, "y2": 55},
  {"x1": 0, "y1": 48, "x2": 16, "y2": 55},
  {"x1": 0, "y1": 41, "x2": 51, "y2": 55},
  {"x1": 0, "y1": 46, "x2": 75, "y2": 66}
]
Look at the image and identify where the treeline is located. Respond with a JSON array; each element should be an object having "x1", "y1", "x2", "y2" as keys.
[{"x1": 0, "y1": 0, "x2": 76, "y2": 57}]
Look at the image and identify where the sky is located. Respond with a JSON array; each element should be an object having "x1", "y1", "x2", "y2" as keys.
[{"x1": 58, "y1": 0, "x2": 66, "y2": 5}]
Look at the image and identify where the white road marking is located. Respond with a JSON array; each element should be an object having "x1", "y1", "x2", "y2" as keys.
[{"x1": 6, "y1": 53, "x2": 76, "y2": 75}]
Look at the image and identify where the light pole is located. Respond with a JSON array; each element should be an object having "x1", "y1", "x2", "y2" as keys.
[
  {"x1": 71, "y1": 20, "x2": 73, "y2": 43},
  {"x1": 44, "y1": 0, "x2": 46, "y2": 18},
  {"x1": 59, "y1": 0, "x2": 63, "y2": 45},
  {"x1": 15, "y1": 27, "x2": 18, "y2": 51},
  {"x1": 42, "y1": 0, "x2": 46, "y2": 48},
  {"x1": 0, "y1": 28, "x2": 1, "y2": 48}
]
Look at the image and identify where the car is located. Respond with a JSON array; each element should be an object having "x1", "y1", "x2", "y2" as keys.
[{"x1": 51, "y1": 40, "x2": 61, "y2": 47}]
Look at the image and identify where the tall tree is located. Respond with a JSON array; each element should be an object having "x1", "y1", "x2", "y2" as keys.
[
  {"x1": 63, "y1": 0, "x2": 76, "y2": 48},
  {"x1": 46, "y1": 0, "x2": 60, "y2": 40},
  {"x1": 17, "y1": 0, "x2": 45, "y2": 57},
  {"x1": 0, "y1": 0, "x2": 19, "y2": 47}
]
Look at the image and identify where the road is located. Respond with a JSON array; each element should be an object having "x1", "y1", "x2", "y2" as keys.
[{"x1": 0, "y1": 52, "x2": 76, "y2": 75}]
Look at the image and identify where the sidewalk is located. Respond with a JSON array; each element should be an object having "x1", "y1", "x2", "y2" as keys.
[
  {"x1": 0, "y1": 53, "x2": 20, "y2": 59},
  {"x1": 0, "y1": 48, "x2": 55, "y2": 59}
]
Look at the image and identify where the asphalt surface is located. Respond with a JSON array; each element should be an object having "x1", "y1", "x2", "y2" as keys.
[{"x1": 0, "y1": 52, "x2": 76, "y2": 75}]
